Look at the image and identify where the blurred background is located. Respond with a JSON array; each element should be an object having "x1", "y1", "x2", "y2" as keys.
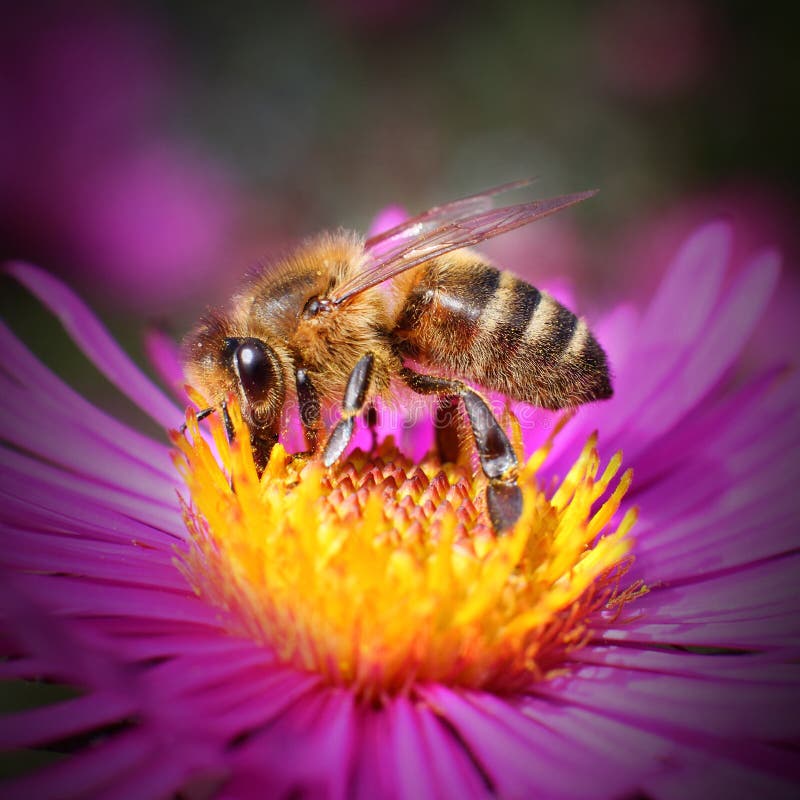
[{"x1": 2, "y1": 0, "x2": 798, "y2": 424}]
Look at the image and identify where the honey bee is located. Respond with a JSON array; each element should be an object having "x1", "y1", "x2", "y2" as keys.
[{"x1": 183, "y1": 181, "x2": 612, "y2": 531}]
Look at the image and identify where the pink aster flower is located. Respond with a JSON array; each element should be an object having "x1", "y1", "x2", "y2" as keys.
[{"x1": 1, "y1": 221, "x2": 799, "y2": 799}]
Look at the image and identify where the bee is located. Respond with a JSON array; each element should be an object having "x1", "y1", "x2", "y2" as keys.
[{"x1": 183, "y1": 181, "x2": 612, "y2": 532}]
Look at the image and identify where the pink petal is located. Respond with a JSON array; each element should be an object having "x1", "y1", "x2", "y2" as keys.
[
  {"x1": 143, "y1": 327, "x2": 189, "y2": 402},
  {"x1": 586, "y1": 223, "x2": 731, "y2": 443},
  {"x1": 519, "y1": 695, "x2": 800, "y2": 798},
  {"x1": 2, "y1": 730, "x2": 157, "y2": 800},
  {"x1": 575, "y1": 646, "x2": 799, "y2": 683},
  {"x1": 1, "y1": 530, "x2": 183, "y2": 590},
  {"x1": 643, "y1": 750, "x2": 800, "y2": 800},
  {"x1": 0, "y1": 470, "x2": 179, "y2": 549},
  {"x1": 2, "y1": 446, "x2": 181, "y2": 537},
  {"x1": 6, "y1": 261, "x2": 180, "y2": 428},
  {"x1": 15, "y1": 574, "x2": 215, "y2": 628},
  {"x1": 639, "y1": 221, "x2": 730, "y2": 348},
  {"x1": 537, "y1": 663, "x2": 800, "y2": 741},
  {"x1": 381, "y1": 697, "x2": 489, "y2": 800},
  {"x1": 226, "y1": 688, "x2": 357, "y2": 800},
  {"x1": 626, "y1": 248, "x2": 780, "y2": 450},
  {"x1": 620, "y1": 556, "x2": 800, "y2": 648},
  {"x1": 421, "y1": 686, "x2": 639, "y2": 799},
  {"x1": 0, "y1": 322, "x2": 171, "y2": 468},
  {"x1": 0, "y1": 577, "x2": 127, "y2": 688},
  {"x1": 0, "y1": 392, "x2": 174, "y2": 500},
  {"x1": 0, "y1": 692, "x2": 136, "y2": 749},
  {"x1": 630, "y1": 365, "x2": 790, "y2": 488}
]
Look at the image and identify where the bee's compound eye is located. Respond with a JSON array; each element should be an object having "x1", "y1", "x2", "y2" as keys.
[{"x1": 234, "y1": 340, "x2": 274, "y2": 404}]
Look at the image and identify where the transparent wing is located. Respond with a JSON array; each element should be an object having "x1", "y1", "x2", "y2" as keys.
[
  {"x1": 332, "y1": 189, "x2": 597, "y2": 305},
  {"x1": 365, "y1": 177, "x2": 537, "y2": 251}
]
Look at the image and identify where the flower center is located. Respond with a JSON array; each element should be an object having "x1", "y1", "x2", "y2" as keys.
[{"x1": 174, "y1": 401, "x2": 642, "y2": 702}]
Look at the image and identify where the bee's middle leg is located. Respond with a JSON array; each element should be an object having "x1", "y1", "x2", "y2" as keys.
[
  {"x1": 323, "y1": 353, "x2": 375, "y2": 467},
  {"x1": 295, "y1": 367, "x2": 321, "y2": 457},
  {"x1": 365, "y1": 403, "x2": 379, "y2": 453},
  {"x1": 400, "y1": 367, "x2": 522, "y2": 532}
]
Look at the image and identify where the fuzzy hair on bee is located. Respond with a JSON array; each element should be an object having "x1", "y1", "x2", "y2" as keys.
[{"x1": 182, "y1": 181, "x2": 612, "y2": 532}]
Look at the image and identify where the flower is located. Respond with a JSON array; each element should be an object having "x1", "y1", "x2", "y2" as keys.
[
  {"x1": 176, "y1": 401, "x2": 639, "y2": 703},
  {"x1": 2, "y1": 221, "x2": 799, "y2": 798}
]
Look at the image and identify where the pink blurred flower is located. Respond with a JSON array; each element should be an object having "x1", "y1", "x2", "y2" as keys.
[
  {"x1": 1, "y1": 218, "x2": 798, "y2": 797},
  {"x1": 367, "y1": 203, "x2": 410, "y2": 238},
  {"x1": 64, "y1": 144, "x2": 239, "y2": 310},
  {"x1": 0, "y1": 3, "x2": 241, "y2": 312}
]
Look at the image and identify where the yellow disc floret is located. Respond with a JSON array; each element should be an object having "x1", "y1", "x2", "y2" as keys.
[{"x1": 173, "y1": 401, "x2": 642, "y2": 702}]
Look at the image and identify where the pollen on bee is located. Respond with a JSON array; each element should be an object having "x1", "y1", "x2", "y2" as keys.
[{"x1": 175, "y1": 399, "x2": 644, "y2": 701}]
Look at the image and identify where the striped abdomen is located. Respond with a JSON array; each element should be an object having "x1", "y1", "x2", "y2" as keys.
[{"x1": 393, "y1": 253, "x2": 612, "y2": 409}]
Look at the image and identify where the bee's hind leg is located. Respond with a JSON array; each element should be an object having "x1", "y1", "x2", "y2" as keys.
[
  {"x1": 323, "y1": 353, "x2": 375, "y2": 467},
  {"x1": 434, "y1": 395, "x2": 470, "y2": 466},
  {"x1": 400, "y1": 367, "x2": 522, "y2": 533}
]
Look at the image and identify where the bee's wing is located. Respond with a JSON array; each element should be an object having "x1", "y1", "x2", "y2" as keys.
[
  {"x1": 364, "y1": 177, "x2": 537, "y2": 251},
  {"x1": 331, "y1": 190, "x2": 597, "y2": 305}
]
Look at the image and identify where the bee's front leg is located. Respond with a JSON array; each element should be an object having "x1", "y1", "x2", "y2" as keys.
[
  {"x1": 216, "y1": 399, "x2": 276, "y2": 479},
  {"x1": 250, "y1": 430, "x2": 278, "y2": 475},
  {"x1": 323, "y1": 353, "x2": 374, "y2": 467},
  {"x1": 217, "y1": 399, "x2": 237, "y2": 443}
]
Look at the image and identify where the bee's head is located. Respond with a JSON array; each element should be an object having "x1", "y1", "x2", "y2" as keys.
[{"x1": 182, "y1": 316, "x2": 285, "y2": 431}]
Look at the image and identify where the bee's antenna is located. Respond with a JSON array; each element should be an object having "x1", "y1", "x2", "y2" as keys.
[{"x1": 179, "y1": 407, "x2": 215, "y2": 434}]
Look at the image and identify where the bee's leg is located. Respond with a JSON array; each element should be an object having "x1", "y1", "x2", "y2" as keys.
[
  {"x1": 295, "y1": 367, "x2": 321, "y2": 456},
  {"x1": 434, "y1": 395, "x2": 469, "y2": 466},
  {"x1": 400, "y1": 368, "x2": 522, "y2": 532},
  {"x1": 218, "y1": 401, "x2": 238, "y2": 489},
  {"x1": 250, "y1": 431, "x2": 277, "y2": 476},
  {"x1": 323, "y1": 353, "x2": 375, "y2": 467},
  {"x1": 179, "y1": 407, "x2": 215, "y2": 435},
  {"x1": 365, "y1": 404, "x2": 379, "y2": 452},
  {"x1": 221, "y1": 401, "x2": 235, "y2": 442},
  {"x1": 219, "y1": 399, "x2": 277, "y2": 477}
]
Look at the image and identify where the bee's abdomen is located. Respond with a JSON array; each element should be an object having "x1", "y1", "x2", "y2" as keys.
[{"x1": 395, "y1": 257, "x2": 612, "y2": 409}]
